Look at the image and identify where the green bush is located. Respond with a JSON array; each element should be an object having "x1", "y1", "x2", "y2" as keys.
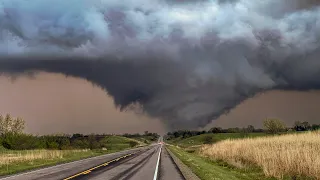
[
  {"x1": 203, "y1": 136, "x2": 214, "y2": 144},
  {"x1": 0, "y1": 132, "x2": 143, "y2": 150},
  {"x1": 89, "y1": 141, "x2": 101, "y2": 150},
  {"x1": 46, "y1": 141, "x2": 59, "y2": 149},
  {"x1": 71, "y1": 139, "x2": 90, "y2": 149},
  {"x1": 1, "y1": 133, "x2": 45, "y2": 150},
  {"x1": 129, "y1": 141, "x2": 138, "y2": 147},
  {"x1": 58, "y1": 138, "x2": 71, "y2": 150}
]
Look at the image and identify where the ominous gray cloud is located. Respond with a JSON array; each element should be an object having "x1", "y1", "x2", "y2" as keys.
[{"x1": 1, "y1": 0, "x2": 320, "y2": 130}]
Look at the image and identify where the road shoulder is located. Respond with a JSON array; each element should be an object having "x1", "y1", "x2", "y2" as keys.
[{"x1": 165, "y1": 145, "x2": 200, "y2": 180}]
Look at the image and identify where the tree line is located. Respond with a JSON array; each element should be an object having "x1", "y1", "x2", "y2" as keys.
[
  {"x1": 122, "y1": 131, "x2": 160, "y2": 143},
  {"x1": 0, "y1": 114, "x2": 159, "y2": 150},
  {"x1": 166, "y1": 118, "x2": 320, "y2": 140}
]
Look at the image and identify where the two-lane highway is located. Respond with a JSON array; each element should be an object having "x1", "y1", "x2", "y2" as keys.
[
  {"x1": 1, "y1": 139, "x2": 185, "y2": 180},
  {"x1": 81, "y1": 144, "x2": 160, "y2": 180}
]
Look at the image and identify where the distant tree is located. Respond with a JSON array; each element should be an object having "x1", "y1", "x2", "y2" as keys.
[
  {"x1": 226, "y1": 127, "x2": 241, "y2": 133},
  {"x1": 301, "y1": 121, "x2": 311, "y2": 131},
  {"x1": 173, "y1": 131, "x2": 180, "y2": 138},
  {"x1": 294, "y1": 121, "x2": 311, "y2": 131},
  {"x1": 239, "y1": 128, "x2": 249, "y2": 137},
  {"x1": 311, "y1": 124, "x2": 320, "y2": 131},
  {"x1": 209, "y1": 127, "x2": 222, "y2": 134},
  {"x1": 71, "y1": 139, "x2": 89, "y2": 149},
  {"x1": 247, "y1": 125, "x2": 255, "y2": 133},
  {"x1": 46, "y1": 141, "x2": 59, "y2": 149},
  {"x1": 58, "y1": 137, "x2": 71, "y2": 150},
  {"x1": 294, "y1": 121, "x2": 303, "y2": 131},
  {"x1": 182, "y1": 131, "x2": 192, "y2": 138},
  {"x1": 0, "y1": 114, "x2": 25, "y2": 135},
  {"x1": 88, "y1": 134, "x2": 100, "y2": 149},
  {"x1": 71, "y1": 133, "x2": 84, "y2": 139},
  {"x1": 11, "y1": 117, "x2": 25, "y2": 134},
  {"x1": 263, "y1": 118, "x2": 286, "y2": 134},
  {"x1": 254, "y1": 128, "x2": 264, "y2": 133}
]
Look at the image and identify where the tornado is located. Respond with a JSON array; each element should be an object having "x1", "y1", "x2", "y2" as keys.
[{"x1": 1, "y1": 0, "x2": 320, "y2": 129}]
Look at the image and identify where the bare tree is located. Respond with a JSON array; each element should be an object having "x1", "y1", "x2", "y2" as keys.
[
  {"x1": 11, "y1": 117, "x2": 25, "y2": 134},
  {"x1": 263, "y1": 118, "x2": 286, "y2": 134},
  {"x1": 0, "y1": 114, "x2": 25, "y2": 135}
]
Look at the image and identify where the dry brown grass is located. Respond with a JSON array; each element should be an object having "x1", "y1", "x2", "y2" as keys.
[
  {"x1": 200, "y1": 131, "x2": 320, "y2": 179},
  {"x1": 0, "y1": 149, "x2": 89, "y2": 166}
]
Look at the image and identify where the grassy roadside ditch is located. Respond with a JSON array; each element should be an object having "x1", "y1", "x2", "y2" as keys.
[{"x1": 167, "y1": 145, "x2": 272, "y2": 180}]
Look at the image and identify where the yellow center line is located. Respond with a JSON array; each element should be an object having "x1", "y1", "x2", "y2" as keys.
[
  {"x1": 64, "y1": 172, "x2": 83, "y2": 180},
  {"x1": 82, "y1": 170, "x2": 91, "y2": 174},
  {"x1": 63, "y1": 153, "x2": 135, "y2": 180}
]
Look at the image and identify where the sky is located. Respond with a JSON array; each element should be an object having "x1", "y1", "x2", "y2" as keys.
[
  {"x1": 0, "y1": 72, "x2": 319, "y2": 135},
  {"x1": 210, "y1": 90, "x2": 320, "y2": 129},
  {"x1": 0, "y1": 73, "x2": 165, "y2": 135},
  {"x1": 1, "y1": 0, "x2": 320, "y2": 129}
]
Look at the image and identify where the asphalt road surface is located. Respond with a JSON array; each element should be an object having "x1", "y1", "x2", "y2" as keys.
[{"x1": 1, "y1": 142, "x2": 184, "y2": 180}]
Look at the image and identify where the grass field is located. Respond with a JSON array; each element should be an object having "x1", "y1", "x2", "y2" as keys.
[
  {"x1": 0, "y1": 135, "x2": 143, "y2": 176},
  {"x1": 168, "y1": 133, "x2": 268, "y2": 148},
  {"x1": 167, "y1": 145, "x2": 272, "y2": 180},
  {"x1": 130, "y1": 137, "x2": 150, "y2": 144},
  {"x1": 200, "y1": 131, "x2": 320, "y2": 179},
  {"x1": 99, "y1": 136, "x2": 145, "y2": 150},
  {"x1": 0, "y1": 149, "x2": 107, "y2": 175}
]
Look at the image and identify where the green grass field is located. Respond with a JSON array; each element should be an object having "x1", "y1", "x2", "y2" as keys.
[
  {"x1": 167, "y1": 133, "x2": 268, "y2": 148},
  {"x1": 130, "y1": 137, "x2": 150, "y2": 144},
  {"x1": 127, "y1": 135, "x2": 159, "y2": 145},
  {"x1": 0, "y1": 135, "x2": 143, "y2": 176},
  {"x1": 167, "y1": 145, "x2": 274, "y2": 180},
  {"x1": 100, "y1": 136, "x2": 145, "y2": 150}
]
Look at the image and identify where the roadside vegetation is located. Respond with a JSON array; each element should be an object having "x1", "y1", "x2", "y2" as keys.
[
  {"x1": 122, "y1": 131, "x2": 160, "y2": 144},
  {"x1": 167, "y1": 132, "x2": 268, "y2": 149},
  {"x1": 165, "y1": 118, "x2": 320, "y2": 180},
  {"x1": 200, "y1": 131, "x2": 320, "y2": 179},
  {"x1": 168, "y1": 145, "x2": 272, "y2": 180},
  {"x1": 0, "y1": 113, "x2": 159, "y2": 176},
  {"x1": 0, "y1": 149, "x2": 105, "y2": 175}
]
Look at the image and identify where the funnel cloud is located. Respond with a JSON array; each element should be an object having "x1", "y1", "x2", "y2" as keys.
[{"x1": 1, "y1": 0, "x2": 320, "y2": 129}]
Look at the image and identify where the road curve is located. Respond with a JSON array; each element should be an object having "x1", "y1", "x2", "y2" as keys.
[{"x1": 0, "y1": 144, "x2": 185, "y2": 180}]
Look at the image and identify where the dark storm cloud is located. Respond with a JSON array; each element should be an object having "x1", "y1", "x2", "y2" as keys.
[{"x1": 1, "y1": 0, "x2": 320, "y2": 129}]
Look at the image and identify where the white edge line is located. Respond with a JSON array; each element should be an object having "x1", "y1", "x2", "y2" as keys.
[
  {"x1": 0, "y1": 148, "x2": 142, "y2": 180},
  {"x1": 153, "y1": 144, "x2": 162, "y2": 180}
]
